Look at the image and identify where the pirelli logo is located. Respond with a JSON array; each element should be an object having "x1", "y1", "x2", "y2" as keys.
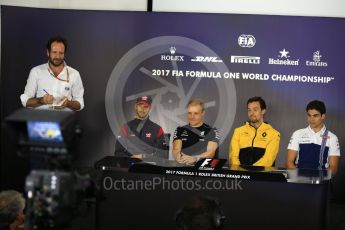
[{"x1": 231, "y1": 56, "x2": 260, "y2": 64}]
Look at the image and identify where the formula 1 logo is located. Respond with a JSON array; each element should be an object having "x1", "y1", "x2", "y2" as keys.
[
  {"x1": 238, "y1": 34, "x2": 256, "y2": 48},
  {"x1": 197, "y1": 158, "x2": 226, "y2": 171},
  {"x1": 191, "y1": 56, "x2": 223, "y2": 63}
]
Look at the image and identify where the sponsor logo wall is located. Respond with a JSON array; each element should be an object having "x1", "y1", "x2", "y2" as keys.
[{"x1": 1, "y1": 6, "x2": 345, "y2": 168}]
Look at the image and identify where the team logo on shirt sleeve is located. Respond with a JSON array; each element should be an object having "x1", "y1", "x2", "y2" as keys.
[
  {"x1": 173, "y1": 129, "x2": 178, "y2": 139},
  {"x1": 214, "y1": 129, "x2": 220, "y2": 140},
  {"x1": 181, "y1": 130, "x2": 188, "y2": 137}
]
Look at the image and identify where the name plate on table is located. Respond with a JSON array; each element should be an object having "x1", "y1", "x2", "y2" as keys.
[{"x1": 129, "y1": 158, "x2": 287, "y2": 182}]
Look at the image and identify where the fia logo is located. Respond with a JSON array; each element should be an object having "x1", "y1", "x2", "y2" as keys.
[{"x1": 238, "y1": 34, "x2": 256, "y2": 48}]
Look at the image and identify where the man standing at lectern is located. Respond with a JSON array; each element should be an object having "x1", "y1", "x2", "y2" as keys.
[
  {"x1": 228, "y1": 96, "x2": 280, "y2": 167},
  {"x1": 114, "y1": 95, "x2": 167, "y2": 159},
  {"x1": 20, "y1": 36, "x2": 84, "y2": 111},
  {"x1": 286, "y1": 100, "x2": 340, "y2": 175},
  {"x1": 172, "y1": 99, "x2": 220, "y2": 165}
]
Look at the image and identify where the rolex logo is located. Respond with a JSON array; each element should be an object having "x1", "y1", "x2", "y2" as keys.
[
  {"x1": 161, "y1": 46, "x2": 184, "y2": 61},
  {"x1": 169, "y1": 46, "x2": 176, "y2": 55}
]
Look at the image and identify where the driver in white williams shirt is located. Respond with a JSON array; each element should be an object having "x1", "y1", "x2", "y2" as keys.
[{"x1": 286, "y1": 100, "x2": 340, "y2": 175}]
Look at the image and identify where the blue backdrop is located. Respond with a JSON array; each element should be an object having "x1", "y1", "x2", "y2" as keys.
[{"x1": 1, "y1": 6, "x2": 345, "y2": 199}]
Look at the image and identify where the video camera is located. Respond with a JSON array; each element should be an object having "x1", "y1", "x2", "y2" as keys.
[
  {"x1": 4, "y1": 109, "x2": 95, "y2": 229},
  {"x1": 24, "y1": 170, "x2": 75, "y2": 229},
  {"x1": 5, "y1": 108, "x2": 80, "y2": 170},
  {"x1": 24, "y1": 169, "x2": 96, "y2": 230}
]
